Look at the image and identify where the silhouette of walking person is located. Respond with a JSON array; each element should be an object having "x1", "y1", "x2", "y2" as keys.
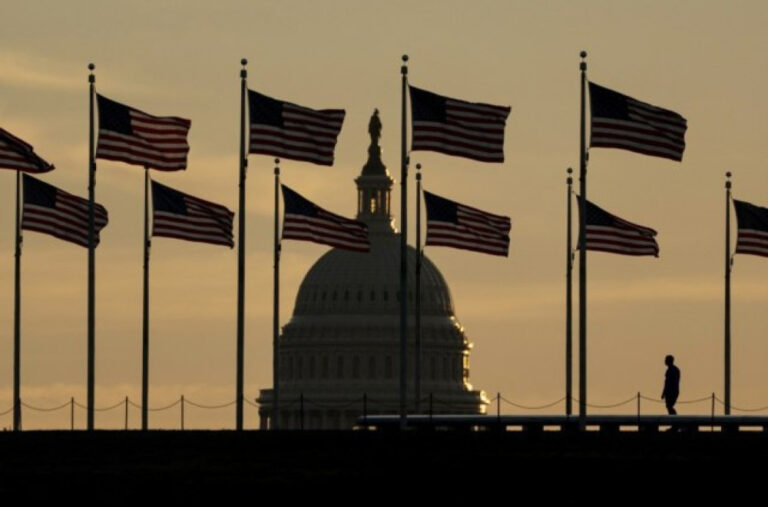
[{"x1": 662, "y1": 354, "x2": 680, "y2": 415}]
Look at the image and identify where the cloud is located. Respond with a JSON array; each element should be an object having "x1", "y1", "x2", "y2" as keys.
[{"x1": 0, "y1": 50, "x2": 81, "y2": 91}]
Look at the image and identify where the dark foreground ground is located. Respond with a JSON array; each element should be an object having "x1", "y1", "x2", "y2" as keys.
[{"x1": 1, "y1": 430, "x2": 766, "y2": 495}]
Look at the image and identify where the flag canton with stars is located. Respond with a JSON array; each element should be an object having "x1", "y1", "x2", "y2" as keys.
[
  {"x1": 281, "y1": 184, "x2": 369, "y2": 252},
  {"x1": 151, "y1": 180, "x2": 234, "y2": 248},
  {"x1": 409, "y1": 85, "x2": 511, "y2": 163},
  {"x1": 578, "y1": 196, "x2": 659, "y2": 257},
  {"x1": 96, "y1": 94, "x2": 191, "y2": 171},
  {"x1": 424, "y1": 190, "x2": 510, "y2": 257},
  {"x1": 248, "y1": 90, "x2": 345, "y2": 166},
  {"x1": 0, "y1": 127, "x2": 54, "y2": 173},
  {"x1": 589, "y1": 82, "x2": 687, "y2": 162},
  {"x1": 22, "y1": 174, "x2": 108, "y2": 248},
  {"x1": 733, "y1": 199, "x2": 768, "y2": 258}
]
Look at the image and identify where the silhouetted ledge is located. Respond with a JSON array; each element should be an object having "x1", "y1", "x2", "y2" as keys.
[{"x1": 1, "y1": 430, "x2": 766, "y2": 494}]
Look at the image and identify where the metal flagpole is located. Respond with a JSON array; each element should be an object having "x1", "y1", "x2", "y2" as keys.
[
  {"x1": 399, "y1": 54, "x2": 409, "y2": 429},
  {"x1": 415, "y1": 163, "x2": 422, "y2": 413},
  {"x1": 87, "y1": 63, "x2": 96, "y2": 431},
  {"x1": 142, "y1": 167, "x2": 150, "y2": 430},
  {"x1": 273, "y1": 159, "x2": 281, "y2": 429},
  {"x1": 566, "y1": 167, "x2": 573, "y2": 417},
  {"x1": 725, "y1": 171, "x2": 732, "y2": 415},
  {"x1": 13, "y1": 170, "x2": 22, "y2": 431},
  {"x1": 236, "y1": 58, "x2": 248, "y2": 431},
  {"x1": 578, "y1": 51, "x2": 588, "y2": 427}
]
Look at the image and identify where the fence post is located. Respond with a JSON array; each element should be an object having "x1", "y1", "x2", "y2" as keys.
[
  {"x1": 300, "y1": 393, "x2": 305, "y2": 430},
  {"x1": 124, "y1": 396, "x2": 129, "y2": 430},
  {"x1": 181, "y1": 395, "x2": 185, "y2": 430},
  {"x1": 70, "y1": 397, "x2": 75, "y2": 431}
]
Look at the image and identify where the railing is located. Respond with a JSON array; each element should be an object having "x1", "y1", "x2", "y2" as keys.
[{"x1": 3, "y1": 392, "x2": 768, "y2": 431}]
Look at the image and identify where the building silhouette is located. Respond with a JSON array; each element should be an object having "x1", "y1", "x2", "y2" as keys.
[{"x1": 258, "y1": 110, "x2": 488, "y2": 429}]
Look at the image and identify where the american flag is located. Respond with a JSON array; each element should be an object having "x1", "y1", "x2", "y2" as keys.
[
  {"x1": 409, "y1": 86, "x2": 511, "y2": 163},
  {"x1": 0, "y1": 127, "x2": 54, "y2": 173},
  {"x1": 589, "y1": 82, "x2": 687, "y2": 162},
  {"x1": 733, "y1": 199, "x2": 768, "y2": 257},
  {"x1": 281, "y1": 185, "x2": 369, "y2": 252},
  {"x1": 424, "y1": 190, "x2": 510, "y2": 256},
  {"x1": 151, "y1": 180, "x2": 234, "y2": 248},
  {"x1": 22, "y1": 174, "x2": 108, "y2": 248},
  {"x1": 577, "y1": 196, "x2": 659, "y2": 257},
  {"x1": 248, "y1": 90, "x2": 345, "y2": 166},
  {"x1": 96, "y1": 94, "x2": 191, "y2": 171}
]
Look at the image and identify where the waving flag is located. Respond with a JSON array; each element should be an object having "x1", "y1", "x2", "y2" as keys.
[
  {"x1": 589, "y1": 82, "x2": 687, "y2": 162},
  {"x1": 96, "y1": 95, "x2": 191, "y2": 171},
  {"x1": 281, "y1": 185, "x2": 368, "y2": 252},
  {"x1": 0, "y1": 127, "x2": 54, "y2": 173},
  {"x1": 22, "y1": 175, "x2": 108, "y2": 247},
  {"x1": 409, "y1": 86, "x2": 510, "y2": 163},
  {"x1": 424, "y1": 190, "x2": 510, "y2": 256},
  {"x1": 248, "y1": 90, "x2": 345, "y2": 166},
  {"x1": 577, "y1": 196, "x2": 659, "y2": 257},
  {"x1": 152, "y1": 181, "x2": 234, "y2": 247},
  {"x1": 733, "y1": 199, "x2": 768, "y2": 257}
]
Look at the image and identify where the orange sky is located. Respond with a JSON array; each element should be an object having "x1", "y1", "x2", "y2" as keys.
[{"x1": 2, "y1": 0, "x2": 768, "y2": 429}]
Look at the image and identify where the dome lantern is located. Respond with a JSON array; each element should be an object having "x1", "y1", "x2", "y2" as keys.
[{"x1": 355, "y1": 109, "x2": 395, "y2": 235}]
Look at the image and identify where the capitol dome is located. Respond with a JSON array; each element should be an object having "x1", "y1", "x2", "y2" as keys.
[{"x1": 257, "y1": 110, "x2": 488, "y2": 429}]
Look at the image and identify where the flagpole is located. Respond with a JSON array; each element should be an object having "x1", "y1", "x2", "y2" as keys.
[
  {"x1": 273, "y1": 158, "x2": 281, "y2": 430},
  {"x1": 566, "y1": 167, "x2": 573, "y2": 417},
  {"x1": 236, "y1": 58, "x2": 248, "y2": 431},
  {"x1": 87, "y1": 63, "x2": 96, "y2": 431},
  {"x1": 725, "y1": 171, "x2": 732, "y2": 415},
  {"x1": 13, "y1": 170, "x2": 22, "y2": 431},
  {"x1": 141, "y1": 167, "x2": 150, "y2": 430},
  {"x1": 415, "y1": 163, "x2": 422, "y2": 414},
  {"x1": 578, "y1": 51, "x2": 588, "y2": 426},
  {"x1": 399, "y1": 54, "x2": 409, "y2": 429}
]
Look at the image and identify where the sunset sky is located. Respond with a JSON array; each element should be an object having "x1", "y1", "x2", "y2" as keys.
[{"x1": 2, "y1": 0, "x2": 768, "y2": 429}]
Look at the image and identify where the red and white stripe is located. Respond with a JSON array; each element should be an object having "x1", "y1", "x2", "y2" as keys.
[
  {"x1": 412, "y1": 99, "x2": 510, "y2": 163},
  {"x1": 97, "y1": 110, "x2": 191, "y2": 171},
  {"x1": 735, "y1": 229, "x2": 768, "y2": 257},
  {"x1": 250, "y1": 104, "x2": 344, "y2": 166},
  {"x1": 584, "y1": 213, "x2": 659, "y2": 257},
  {"x1": 282, "y1": 209, "x2": 369, "y2": 252},
  {"x1": 0, "y1": 128, "x2": 54, "y2": 173},
  {"x1": 153, "y1": 193, "x2": 234, "y2": 247},
  {"x1": 427, "y1": 204, "x2": 510, "y2": 256},
  {"x1": 591, "y1": 98, "x2": 687, "y2": 162},
  {"x1": 23, "y1": 189, "x2": 108, "y2": 248}
]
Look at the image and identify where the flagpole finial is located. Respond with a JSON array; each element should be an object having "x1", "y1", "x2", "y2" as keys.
[
  {"x1": 567, "y1": 167, "x2": 573, "y2": 185},
  {"x1": 240, "y1": 58, "x2": 247, "y2": 79},
  {"x1": 416, "y1": 163, "x2": 421, "y2": 181},
  {"x1": 580, "y1": 51, "x2": 587, "y2": 71},
  {"x1": 275, "y1": 158, "x2": 280, "y2": 176},
  {"x1": 88, "y1": 63, "x2": 95, "y2": 83},
  {"x1": 402, "y1": 54, "x2": 409, "y2": 75},
  {"x1": 241, "y1": 58, "x2": 248, "y2": 67},
  {"x1": 726, "y1": 171, "x2": 732, "y2": 189}
]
